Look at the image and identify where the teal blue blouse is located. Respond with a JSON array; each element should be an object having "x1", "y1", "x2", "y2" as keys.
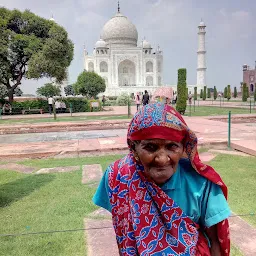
[{"x1": 93, "y1": 158, "x2": 230, "y2": 228}]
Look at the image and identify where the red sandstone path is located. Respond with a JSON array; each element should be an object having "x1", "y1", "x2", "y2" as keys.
[{"x1": 0, "y1": 114, "x2": 255, "y2": 158}]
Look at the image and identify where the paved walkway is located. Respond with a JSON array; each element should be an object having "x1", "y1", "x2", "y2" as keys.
[{"x1": 0, "y1": 115, "x2": 255, "y2": 158}]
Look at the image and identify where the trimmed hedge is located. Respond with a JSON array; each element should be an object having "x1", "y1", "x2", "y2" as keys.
[
  {"x1": 176, "y1": 68, "x2": 187, "y2": 114},
  {"x1": 203, "y1": 86, "x2": 207, "y2": 101},
  {"x1": 234, "y1": 87, "x2": 237, "y2": 98},
  {"x1": 194, "y1": 87, "x2": 197, "y2": 100},
  {"x1": 214, "y1": 86, "x2": 217, "y2": 100},
  {"x1": 10, "y1": 98, "x2": 91, "y2": 114},
  {"x1": 207, "y1": 88, "x2": 211, "y2": 98},
  {"x1": 242, "y1": 83, "x2": 247, "y2": 102}
]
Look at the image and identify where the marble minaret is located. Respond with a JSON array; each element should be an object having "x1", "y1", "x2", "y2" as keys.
[{"x1": 197, "y1": 20, "x2": 207, "y2": 89}]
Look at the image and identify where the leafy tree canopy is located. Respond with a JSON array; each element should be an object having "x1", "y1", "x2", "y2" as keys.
[
  {"x1": 0, "y1": 8, "x2": 74, "y2": 102},
  {"x1": 74, "y1": 71, "x2": 106, "y2": 99},
  {"x1": 64, "y1": 84, "x2": 75, "y2": 96},
  {"x1": 36, "y1": 83, "x2": 61, "y2": 98}
]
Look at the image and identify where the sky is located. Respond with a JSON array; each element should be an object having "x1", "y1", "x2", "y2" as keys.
[{"x1": 1, "y1": 0, "x2": 256, "y2": 94}]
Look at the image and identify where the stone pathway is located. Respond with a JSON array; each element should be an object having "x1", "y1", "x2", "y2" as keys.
[
  {"x1": 199, "y1": 152, "x2": 216, "y2": 162},
  {"x1": 0, "y1": 163, "x2": 36, "y2": 173},
  {"x1": 82, "y1": 164, "x2": 103, "y2": 185},
  {"x1": 35, "y1": 166, "x2": 80, "y2": 174},
  {"x1": 84, "y1": 218, "x2": 119, "y2": 256},
  {"x1": 229, "y1": 215, "x2": 256, "y2": 256}
]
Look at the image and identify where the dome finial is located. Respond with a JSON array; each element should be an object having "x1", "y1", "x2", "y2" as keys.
[{"x1": 118, "y1": 1, "x2": 120, "y2": 13}]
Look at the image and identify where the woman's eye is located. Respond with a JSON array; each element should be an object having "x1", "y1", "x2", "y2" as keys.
[
  {"x1": 143, "y1": 144, "x2": 158, "y2": 152},
  {"x1": 167, "y1": 144, "x2": 179, "y2": 151}
]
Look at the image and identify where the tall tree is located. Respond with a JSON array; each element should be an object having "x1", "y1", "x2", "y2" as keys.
[
  {"x1": 36, "y1": 83, "x2": 61, "y2": 98},
  {"x1": 176, "y1": 68, "x2": 187, "y2": 114},
  {"x1": 200, "y1": 89, "x2": 203, "y2": 99},
  {"x1": 0, "y1": 84, "x2": 8, "y2": 99},
  {"x1": 0, "y1": 8, "x2": 74, "y2": 102},
  {"x1": 207, "y1": 88, "x2": 211, "y2": 98},
  {"x1": 224, "y1": 87, "x2": 227, "y2": 98},
  {"x1": 242, "y1": 83, "x2": 247, "y2": 102},
  {"x1": 203, "y1": 86, "x2": 206, "y2": 100},
  {"x1": 74, "y1": 71, "x2": 106, "y2": 99},
  {"x1": 194, "y1": 87, "x2": 197, "y2": 101},
  {"x1": 213, "y1": 86, "x2": 217, "y2": 100},
  {"x1": 227, "y1": 85, "x2": 231, "y2": 101},
  {"x1": 234, "y1": 86, "x2": 237, "y2": 98}
]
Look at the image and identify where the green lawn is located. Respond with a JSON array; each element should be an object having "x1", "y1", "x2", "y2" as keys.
[
  {"x1": 210, "y1": 154, "x2": 256, "y2": 227},
  {"x1": 1, "y1": 154, "x2": 255, "y2": 255},
  {"x1": 0, "y1": 155, "x2": 122, "y2": 256},
  {"x1": 184, "y1": 105, "x2": 255, "y2": 116},
  {"x1": 0, "y1": 114, "x2": 130, "y2": 125}
]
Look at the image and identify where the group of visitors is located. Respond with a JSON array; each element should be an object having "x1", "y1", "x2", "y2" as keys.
[
  {"x1": 134, "y1": 90, "x2": 150, "y2": 110},
  {"x1": 48, "y1": 97, "x2": 66, "y2": 114}
]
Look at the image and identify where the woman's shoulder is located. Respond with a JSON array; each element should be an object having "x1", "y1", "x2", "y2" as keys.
[{"x1": 178, "y1": 158, "x2": 210, "y2": 187}]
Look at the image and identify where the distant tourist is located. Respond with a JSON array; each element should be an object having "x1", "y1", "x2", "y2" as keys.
[
  {"x1": 2, "y1": 102, "x2": 12, "y2": 114},
  {"x1": 48, "y1": 96, "x2": 54, "y2": 114},
  {"x1": 135, "y1": 93, "x2": 141, "y2": 111},
  {"x1": 142, "y1": 90, "x2": 149, "y2": 105},
  {"x1": 102, "y1": 95, "x2": 106, "y2": 107},
  {"x1": 188, "y1": 93, "x2": 192, "y2": 104}
]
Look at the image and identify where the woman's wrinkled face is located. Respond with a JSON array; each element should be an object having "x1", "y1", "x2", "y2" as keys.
[{"x1": 133, "y1": 139, "x2": 184, "y2": 185}]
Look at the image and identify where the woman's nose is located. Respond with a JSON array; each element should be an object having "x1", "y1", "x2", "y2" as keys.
[{"x1": 154, "y1": 151, "x2": 170, "y2": 166}]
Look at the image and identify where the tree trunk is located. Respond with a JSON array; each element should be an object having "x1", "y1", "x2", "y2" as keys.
[{"x1": 8, "y1": 89, "x2": 14, "y2": 103}]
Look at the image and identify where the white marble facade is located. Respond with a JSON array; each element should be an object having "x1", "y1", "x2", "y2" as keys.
[{"x1": 84, "y1": 9, "x2": 163, "y2": 96}]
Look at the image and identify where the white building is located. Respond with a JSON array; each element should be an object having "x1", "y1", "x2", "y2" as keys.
[{"x1": 84, "y1": 5, "x2": 163, "y2": 96}]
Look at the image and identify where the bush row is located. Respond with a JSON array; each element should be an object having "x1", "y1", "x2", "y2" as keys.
[{"x1": 10, "y1": 98, "x2": 99, "y2": 114}]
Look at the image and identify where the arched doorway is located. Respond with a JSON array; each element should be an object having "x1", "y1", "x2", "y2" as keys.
[
  {"x1": 100, "y1": 61, "x2": 108, "y2": 72},
  {"x1": 146, "y1": 76, "x2": 153, "y2": 86},
  {"x1": 250, "y1": 84, "x2": 254, "y2": 93},
  {"x1": 118, "y1": 60, "x2": 136, "y2": 86},
  {"x1": 146, "y1": 61, "x2": 153, "y2": 72}
]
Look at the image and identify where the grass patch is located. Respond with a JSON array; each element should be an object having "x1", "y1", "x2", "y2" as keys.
[
  {"x1": 1, "y1": 154, "x2": 253, "y2": 255},
  {"x1": 0, "y1": 155, "x2": 121, "y2": 256},
  {"x1": 231, "y1": 245, "x2": 244, "y2": 256},
  {"x1": 184, "y1": 106, "x2": 255, "y2": 116},
  {"x1": 209, "y1": 154, "x2": 256, "y2": 227},
  {"x1": 0, "y1": 115, "x2": 130, "y2": 125}
]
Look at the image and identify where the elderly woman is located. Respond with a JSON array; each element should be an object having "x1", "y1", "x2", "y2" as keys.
[{"x1": 93, "y1": 103, "x2": 230, "y2": 256}]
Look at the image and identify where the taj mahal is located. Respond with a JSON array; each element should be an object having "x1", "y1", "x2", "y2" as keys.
[{"x1": 83, "y1": 3, "x2": 206, "y2": 96}]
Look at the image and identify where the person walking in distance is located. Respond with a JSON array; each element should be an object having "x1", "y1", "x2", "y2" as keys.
[
  {"x1": 142, "y1": 90, "x2": 149, "y2": 106},
  {"x1": 135, "y1": 93, "x2": 141, "y2": 111},
  {"x1": 48, "y1": 96, "x2": 54, "y2": 114}
]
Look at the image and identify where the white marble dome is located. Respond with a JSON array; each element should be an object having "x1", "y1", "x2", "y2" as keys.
[
  {"x1": 100, "y1": 12, "x2": 138, "y2": 47},
  {"x1": 141, "y1": 40, "x2": 152, "y2": 49},
  {"x1": 199, "y1": 21, "x2": 206, "y2": 26},
  {"x1": 95, "y1": 39, "x2": 107, "y2": 48}
]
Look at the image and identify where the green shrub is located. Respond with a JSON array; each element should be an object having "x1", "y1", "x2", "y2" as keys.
[
  {"x1": 227, "y1": 85, "x2": 231, "y2": 101},
  {"x1": 203, "y1": 86, "x2": 207, "y2": 100},
  {"x1": 176, "y1": 68, "x2": 187, "y2": 114},
  {"x1": 207, "y1": 88, "x2": 211, "y2": 98},
  {"x1": 108, "y1": 96, "x2": 118, "y2": 101},
  {"x1": 242, "y1": 83, "x2": 247, "y2": 102},
  {"x1": 214, "y1": 86, "x2": 217, "y2": 100},
  {"x1": 224, "y1": 87, "x2": 227, "y2": 98},
  {"x1": 194, "y1": 87, "x2": 197, "y2": 100},
  {"x1": 116, "y1": 93, "x2": 132, "y2": 106},
  {"x1": 63, "y1": 98, "x2": 90, "y2": 112},
  {"x1": 234, "y1": 87, "x2": 237, "y2": 98},
  {"x1": 200, "y1": 89, "x2": 203, "y2": 99}
]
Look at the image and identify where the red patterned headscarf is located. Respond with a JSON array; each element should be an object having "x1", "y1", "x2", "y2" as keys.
[{"x1": 108, "y1": 103, "x2": 230, "y2": 255}]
